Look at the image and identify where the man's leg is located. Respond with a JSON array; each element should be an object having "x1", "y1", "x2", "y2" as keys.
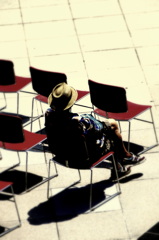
[
  {"x1": 107, "y1": 119, "x2": 132, "y2": 159},
  {"x1": 107, "y1": 119, "x2": 145, "y2": 165}
]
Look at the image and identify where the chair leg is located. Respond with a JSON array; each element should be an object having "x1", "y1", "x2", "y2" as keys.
[
  {"x1": 47, "y1": 159, "x2": 52, "y2": 199},
  {"x1": 10, "y1": 185, "x2": 21, "y2": 227},
  {"x1": 140, "y1": 108, "x2": 158, "y2": 153},
  {"x1": 0, "y1": 185, "x2": 21, "y2": 237},
  {"x1": 36, "y1": 100, "x2": 43, "y2": 131},
  {"x1": 111, "y1": 155, "x2": 121, "y2": 193},
  {"x1": 30, "y1": 98, "x2": 44, "y2": 132},
  {"x1": 30, "y1": 98, "x2": 35, "y2": 132},
  {"x1": 150, "y1": 108, "x2": 158, "y2": 144},
  {"x1": 0, "y1": 93, "x2": 7, "y2": 111},
  {"x1": 128, "y1": 121, "x2": 131, "y2": 152},
  {"x1": 89, "y1": 169, "x2": 93, "y2": 211},
  {"x1": 47, "y1": 159, "x2": 58, "y2": 199},
  {"x1": 39, "y1": 101, "x2": 44, "y2": 117},
  {"x1": 17, "y1": 92, "x2": 19, "y2": 114},
  {"x1": 25, "y1": 152, "x2": 29, "y2": 191},
  {"x1": 23, "y1": 151, "x2": 58, "y2": 194},
  {"x1": 47, "y1": 161, "x2": 81, "y2": 199},
  {"x1": 88, "y1": 155, "x2": 121, "y2": 213},
  {"x1": 77, "y1": 169, "x2": 81, "y2": 182},
  {"x1": 136, "y1": 108, "x2": 158, "y2": 154}
]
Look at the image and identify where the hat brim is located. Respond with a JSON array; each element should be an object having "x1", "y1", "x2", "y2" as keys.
[{"x1": 48, "y1": 86, "x2": 78, "y2": 110}]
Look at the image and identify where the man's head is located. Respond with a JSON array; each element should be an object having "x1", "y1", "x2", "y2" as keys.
[{"x1": 48, "y1": 82, "x2": 78, "y2": 111}]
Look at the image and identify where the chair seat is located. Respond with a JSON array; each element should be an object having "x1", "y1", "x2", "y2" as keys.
[
  {"x1": 90, "y1": 151, "x2": 114, "y2": 169},
  {"x1": 0, "y1": 130, "x2": 46, "y2": 151},
  {"x1": 76, "y1": 90, "x2": 89, "y2": 101},
  {"x1": 94, "y1": 101, "x2": 151, "y2": 121},
  {"x1": 0, "y1": 181, "x2": 13, "y2": 191},
  {"x1": 0, "y1": 76, "x2": 31, "y2": 92},
  {"x1": 35, "y1": 94, "x2": 47, "y2": 103},
  {"x1": 0, "y1": 113, "x2": 55, "y2": 193}
]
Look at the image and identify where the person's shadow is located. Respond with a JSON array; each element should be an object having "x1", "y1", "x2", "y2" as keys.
[
  {"x1": 27, "y1": 180, "x2": 116, "y2": 224},
  {"x1": 27, "y1": 172, "x2": 143, "y2": 224}
]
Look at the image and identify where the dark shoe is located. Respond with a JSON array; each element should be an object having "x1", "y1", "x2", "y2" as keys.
[
  {"x1": 122, "y1": 153, "x2": 146, "y2": 165},
  {"x1": 110, "y1": 166, "x2": 131, "y2": 182}
]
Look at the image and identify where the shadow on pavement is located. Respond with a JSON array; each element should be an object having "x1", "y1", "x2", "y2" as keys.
[
  {"x1": 0, "y1": 170, "x2": 43, "y2": 194},
  {"x1": 137, "y1": 222, "x2": 159, "y2": 240},
  {"x1": 27, "y1": 180, "x2": 115, "y2": 224}
]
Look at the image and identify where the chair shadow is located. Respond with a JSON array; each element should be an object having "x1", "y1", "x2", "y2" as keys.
[
  {"x1": 123, "y1": 141, "x2": 144, "y2": 155},
  {"x1": 137, "y1": 222, "x2": 159, "y2": 239},
  {"x1": 27, "y1": 180, "x2": 115, "y2": 224},
  {"x1": 0, "y1": 226, "x2": 5, "y2": 235},
  {"x1": 0, "y1": 170, "x2": 43, "y2": 194}
]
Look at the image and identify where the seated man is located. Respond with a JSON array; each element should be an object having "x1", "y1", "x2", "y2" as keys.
[{"x1": 45, "y1": 82, "x2": 145, "y2": 181}]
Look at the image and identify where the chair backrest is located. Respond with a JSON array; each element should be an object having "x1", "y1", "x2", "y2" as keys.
[
  {"x1": 88, "y1": 79, "x2": 128, "y2": 113},
  {"x1": 0, "y1": 113, "x2": 24, "y2": 143},
  {"x1": 29, "y1": 67, "x2": 67, "y2": 97},
  {"x1": 0, "y1": 60, "x2": 15, "y2": 85},
  {"x1": 45, "y1": 114, "x2": 92, "y2": 169}
]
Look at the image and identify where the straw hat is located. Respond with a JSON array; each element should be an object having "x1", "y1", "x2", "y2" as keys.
[{"x1": 48, "y1": 82, "x2": 78, "y2": 111}]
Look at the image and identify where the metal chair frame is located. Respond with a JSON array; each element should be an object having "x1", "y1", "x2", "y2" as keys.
[
  {"x1": 88, "y1": 79, "x2": 158, "y2": 154},
  {"x1": 47, "y1": 152, "x2": 121, "y2": 212},
  {"x1": 0, "y1": 59, "x2": 31, "y2": 114},
  {"x1": 0, "y1": 113, "x2": 58, "y2": 193},
  {"x1": 0, "y1": 181, "x2": 21, "y2": 237}
]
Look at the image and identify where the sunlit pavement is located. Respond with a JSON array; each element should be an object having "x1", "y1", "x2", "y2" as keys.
[{"x1": 0, "y1": 1, "x2": 159, "y2": 239}]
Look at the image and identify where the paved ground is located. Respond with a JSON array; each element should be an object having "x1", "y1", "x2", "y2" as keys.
[{"x1": 0, "y1": 0, "x2": 159, "y2": 239}]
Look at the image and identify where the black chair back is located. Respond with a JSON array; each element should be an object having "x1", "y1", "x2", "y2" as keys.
[
  {"x1": 0, "y1": 113, "x2": 24, "y2": 143},
  {"x1": 0, "y1": 60, "x2": 15, "y2": 85},
  {"x1": 88, "y1": 79, "x2": 128, "y2": 113},
  {"x1": 30, "y1": 67, "x2": 67, "y2": 97}
]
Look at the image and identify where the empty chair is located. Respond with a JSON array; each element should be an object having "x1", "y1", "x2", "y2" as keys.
[
  {"x1": 0, "y1": 59, "x2": 31, "y2": 113},
  {"x1": 29, "y1": 66, "x2": 89, "y2": 131},
  {"x1": 0, "y1": 181, "x2": 21, "y2": 237},
  {"x1": 0, "y1": 113, "x2": 57, "y2": 193},
  {"x1": 46, "y1": 116, "x2": 121, "y2": 212},
  {"x1": 88, "y1": 79, "x2": 158, "y2": 154}
]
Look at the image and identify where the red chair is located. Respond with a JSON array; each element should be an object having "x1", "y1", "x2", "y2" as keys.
[
  {"x1": 0, "y1": 181, "x2": 21, "y2": 237},
  {"x1": 46, "y1": 116, "x2": 121, "y2": 212},
  {"x1": 29, "y1": 66, "x2": 89, "y2": 131},
  {"x1": 0, "y1": 113, "x2": 57, "y2": 193},
  {"x1": 88, "y1": 79, "x2": 158, "y2": 154},
  {"x1": 0, "y1": 59, "x2": 31, "y2": 114}
]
